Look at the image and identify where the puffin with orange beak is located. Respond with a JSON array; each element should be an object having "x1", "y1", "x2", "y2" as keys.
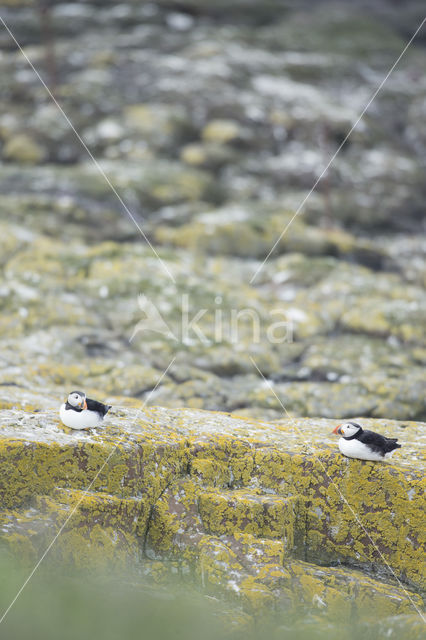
[
  {"x1": 332, "y1": 421, "x2": 401, "y2": 461},
  {"x1": 59, "y1": 390, "x2": 111, "y2": 430}
]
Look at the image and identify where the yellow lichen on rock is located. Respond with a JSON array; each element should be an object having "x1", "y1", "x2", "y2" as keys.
[{"x1": 0, "y1": 406, "x2": 424, "y2": 624}]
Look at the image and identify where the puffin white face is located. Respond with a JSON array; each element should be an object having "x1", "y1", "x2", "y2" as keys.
[
  {"x1": 333, "y1": 422, "x2": 362, "y2": 438},
  {"x1": 67, "y1": 391, "x2": 86, "y2": 410}
]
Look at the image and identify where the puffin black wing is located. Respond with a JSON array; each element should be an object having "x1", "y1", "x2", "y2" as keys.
[
  {"x1": 382, "y1": 438, "x2": 401, "y2": 453},
  {"x1": 86, "y1": 398, "x2": 111, "y2": 416},
  {"x1": 358, "y1": 430, "x2": 401, "y2": 455}
]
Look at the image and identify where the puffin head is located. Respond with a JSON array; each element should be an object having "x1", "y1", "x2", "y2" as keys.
[
  {"x1": 332, "y1": 421, "x2": 362, "y2": 438},
  {"x1": 67, "y1": 390, "x2": 87, "y2": 410}
]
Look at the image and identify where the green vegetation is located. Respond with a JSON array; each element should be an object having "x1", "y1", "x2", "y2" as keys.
[{"x1": 0, "y1": 553, "x2": 423, "y2": 640}]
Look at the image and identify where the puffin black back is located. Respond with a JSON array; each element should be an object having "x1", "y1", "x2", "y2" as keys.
[
  {"x1": 359, "y1": 429, "x2": 401, "y2": 454},
  {"x1": 86, "y1": 398, "x2": 111, "y2": 416}
]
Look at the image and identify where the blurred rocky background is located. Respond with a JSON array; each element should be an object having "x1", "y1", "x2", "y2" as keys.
[{"x1": 0, "y1": 0, "x2": 425, "y2": 420}]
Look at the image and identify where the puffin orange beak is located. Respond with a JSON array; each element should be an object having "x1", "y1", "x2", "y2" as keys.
[
  {"x1": 81, "y1": 399, "x2": 87, "y2": 410},
  {"x1": 332, "y1": 424, "x2": 342, "y2": 435}
]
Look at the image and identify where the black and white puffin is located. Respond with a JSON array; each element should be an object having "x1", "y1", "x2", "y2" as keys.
[
  {"x1": 59, "y1": 390, "x2": 111, "y2": 430},
  {"x1": 332, "y1": 421, "x2": 401, "y2": 461}
]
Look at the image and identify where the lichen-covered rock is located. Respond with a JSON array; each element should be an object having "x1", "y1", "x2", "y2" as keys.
[
  {"x1": 1, "y1": 2, "x2": 425, "y2": 633},
  {"x1": 0, "y1": 407, "x2": 424, "y2": 627},
  {"x1": 0, "y1": 488, "x2": 145, "y2": 569},
  {"x1": 0, "y1": 213, "x2": 424, "y2": 421},
  {"x1": 0, "y1": 10, "x2": 425, "y2": 420},
  {"x1": 2, "y1": 134, "x2": 46, "y2": 164}
]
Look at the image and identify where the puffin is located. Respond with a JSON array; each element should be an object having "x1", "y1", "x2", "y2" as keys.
[
  {"x1": 332, "y1": 421, "x2": 401, "y2": 461},
  {"x1": 59, "y1": 390, "x2": 111, "y2": 430}
]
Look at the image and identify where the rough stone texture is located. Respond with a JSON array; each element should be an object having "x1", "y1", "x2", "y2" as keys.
[
  {"x1": 0, "y1": 1, "x2": 426, "y2": 426},
  {"x1": 1, "y1": 407, "x2": 424, "y2": 627},
  {"x1": 0, "y1": 2, "x2": 425, "y2": 635}
]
